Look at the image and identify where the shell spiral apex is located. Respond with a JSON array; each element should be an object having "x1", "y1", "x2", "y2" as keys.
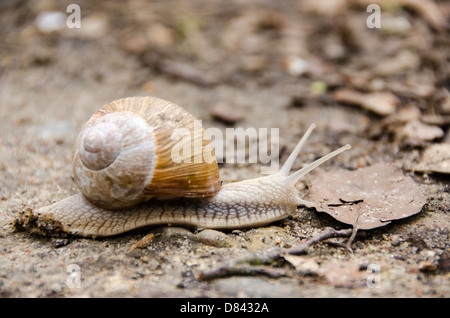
[{"x1": 78, "y1": 114, "x2": 123, "y2": 171}]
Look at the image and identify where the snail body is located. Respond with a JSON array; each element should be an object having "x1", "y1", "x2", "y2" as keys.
[{"x1": 28, "y1": 97, "x2": 350, "y2": 238}]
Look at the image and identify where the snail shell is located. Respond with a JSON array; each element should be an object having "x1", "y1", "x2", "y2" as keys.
[{"x1": 72, "y1": 97, "x2": 221, "y2": 210}]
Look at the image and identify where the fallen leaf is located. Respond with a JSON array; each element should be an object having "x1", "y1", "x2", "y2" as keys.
[
  {"x1": 333, "y1": 89, "x2": 399, "y2": 115},
  {"x1": 299, "y1": 0, "x2": 349, "y2": 16},
  {"x1": 397, "y1": 120, "x2": 444, "y2": 145},
  {"x1": 389, "y1": 105, "x2": 421, "y2": 123},
  {"x1": 283, "y1": 255, "x2": 321, "y2": 276},
  {"x1": 306, "y1": 163, "x2": 426, "y2": 230},
  {"x1": 414, "y1": 144, "x2": 450, "y2": 175},
  {"x1": 321, "y1": 261, "x2": 367, "y2": 288},
  {"x1": 373, "y1": 50, "x2": 420, "y2": 77},
  {"x1": 421, "y1": 115, "x2": 450, "y2": 126},
  {"x1": 356, "y1": 0, "x2": 447, "y2": 31},
  {"x1": 441, "y1": 90, "x2": 450, "y2": 114},
  {"x1": 380, "y1": 15, "x2": 412, "y2": 34},
  {"x1": 400, "y1": 0, "x2": 448, "y2": 31}
]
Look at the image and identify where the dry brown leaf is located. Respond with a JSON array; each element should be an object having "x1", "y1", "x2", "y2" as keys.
[
  {"x1": 221, "y1": 10, "x2": 287, "y2": 52},
  {"x1": 306, "y1": 163, "x2": 426, "y2": 230},
  {"x1": 333, "y1": 89, "x2": 399, "y2": 115},
  {"x1": 355, "y1": 0, "x2": 447, "y2": 30},
  {"x1": 283, "y1": 255, "x2": 321, "y2": 276},
  {"x1": 400, "y1": 0, "x2": 448, "y2": 31},
  {"x1": 397, "y1": 120, "x2": 444, "y2": 145},
  {"x1": 373, "y1": 51, "x2": 420, "y2": 77},
  {"x1": 390, "y1": 105, "x2": 421, "y2": 122},
  {"x1": 321, "y1": 261, "x2": 367, "y2": 288},
  {"x1": 414, "y1": 144, "x2": 450, "y2": 174},
  {"x1": 285, "y1": 256, "x2": 369, "y2": 287},
  {"x1": 441, "y1": 90, "x2": 450, "y2": 114},
  {"x1": 299, "y1": 0, "x2": 349, "y2": 16}
]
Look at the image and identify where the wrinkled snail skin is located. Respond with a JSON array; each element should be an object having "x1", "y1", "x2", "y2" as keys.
[
  {"x1": 29, "y1": 97, "x2": 351, "y2": 238},
  {"x1": 34, "y1": 173, "x2": 297, "y2": 237}
]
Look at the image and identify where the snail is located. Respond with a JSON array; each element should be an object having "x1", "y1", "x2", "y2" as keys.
[{"x1": 23, "y1": 96, "x2": 350, "y2": 238}]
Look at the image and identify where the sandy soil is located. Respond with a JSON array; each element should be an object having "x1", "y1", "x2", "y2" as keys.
[{"x1": 0, "y1": 0, "x2": 449, "y2": 297}]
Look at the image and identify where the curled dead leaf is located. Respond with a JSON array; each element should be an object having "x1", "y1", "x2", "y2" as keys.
[
  {"x1": 356, "y1": 0, "x2": 447, "y2": 31},
  {"x1": 414, "y1": 144, "x2": 450, "y2": 175},
  {"x1": 333, "y1": 89, "x2": 399, "y2": 116},
  {"x1": 283, "y1": 255, "x2": 321, "y2": 276},
  {"x1": 321, "y1": 261, "x2": 367, "y2": 288},
  {"x1": 306, "y1": 163, "x2": 426, "y2": 230},
  {"x1": 397, "y1": 120, "x2": 444, "y2": 146},
  {"x1": 399, "y1": 0, "x2": 448, "y2": 31}
]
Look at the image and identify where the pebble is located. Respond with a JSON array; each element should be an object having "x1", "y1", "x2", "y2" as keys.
[
  {"x1": 211, "y1": 102, "x2": 244, "y2": 124},
  {"x1": 48, "y1": 282, "x2": 63, "y2": 294},
  {"x1": 284, "y1": 56, "x2": 308, "y2": 76},
  {"x1": 159, "y1": 227, "x2": 194, "y2": 240},
  {"x1": 212, "y1": 277, "x2": 303, "y2": 297},
  {"x1": 35, "y1": 11, "x2": 66, "y2": 33},
  {"x1": 32, "y1": 121, "x2": 75, "y2": 142},
  {"x1": 157, "y1": 227, "x2": 233, "y2": 247},
  {"x1": 333, "y1": 89, "x2": 399, "y2": 116},
  {"x1": 391, "y1": 235, "x2": 402, "y2": 247},
  {"x1": 194, "y1": 229, "x2": 232, "y2": 247}
]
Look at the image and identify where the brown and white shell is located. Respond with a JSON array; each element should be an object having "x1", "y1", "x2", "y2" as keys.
[{"x1": 71, "y1": 96, "x2": 221, "y2": 210}]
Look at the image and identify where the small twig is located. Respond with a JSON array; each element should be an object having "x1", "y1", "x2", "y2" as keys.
[
  {"x1": 128, "y1": 233, "x2": 155, "y2": 252},
  {"x1": 198, "y1": 265, "x2": 289, "y2": 281},
  {"x1": 198, "y1": 227, "x2": 354, "y2": 281},
  {"x1": 345, "y1": 226, "x2": 359, "y2": 252},
  {"x1": 286, "y1": 227, "x2": 353, "y2": 255}
]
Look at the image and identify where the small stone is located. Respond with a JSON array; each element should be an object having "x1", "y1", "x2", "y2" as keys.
[
  {"x1": 284, "y1": 56, "x2": 309, "y2": 76},
  {"x1": 419, "y1": 261, "x2": 437, "y2": 273},
  {"x1": 35, "y1": 11, "x2": 66, "y2": 33},
  {"x1": 48, "y1": 282, "x2": 63, "y2": 294},
  {"x1": 391, "y1": 235, "x2": 402, "y2": 247},
  {"x1": 212, "y1": 277, "x2": 302, "y2": 297},
  {"x1": 52, "y1": 238, "x2": 71, "y2": 248},
  {"x1": 211, "y1": 102, "x2": 244, "y2": 124},
  {"x1": 159, "y1": 227, "x2": 194, "y2": 240},
  {"x1": 194, "y1": 229, "x2": 231, "y2": 247},
  {"x1": 333, "y1": 89, "x2": 399, "y2": 116}
]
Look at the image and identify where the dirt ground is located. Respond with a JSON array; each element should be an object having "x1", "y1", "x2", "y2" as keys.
[{"x1": 0, "y1": 0, "x2": 449, "y2": 298}]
